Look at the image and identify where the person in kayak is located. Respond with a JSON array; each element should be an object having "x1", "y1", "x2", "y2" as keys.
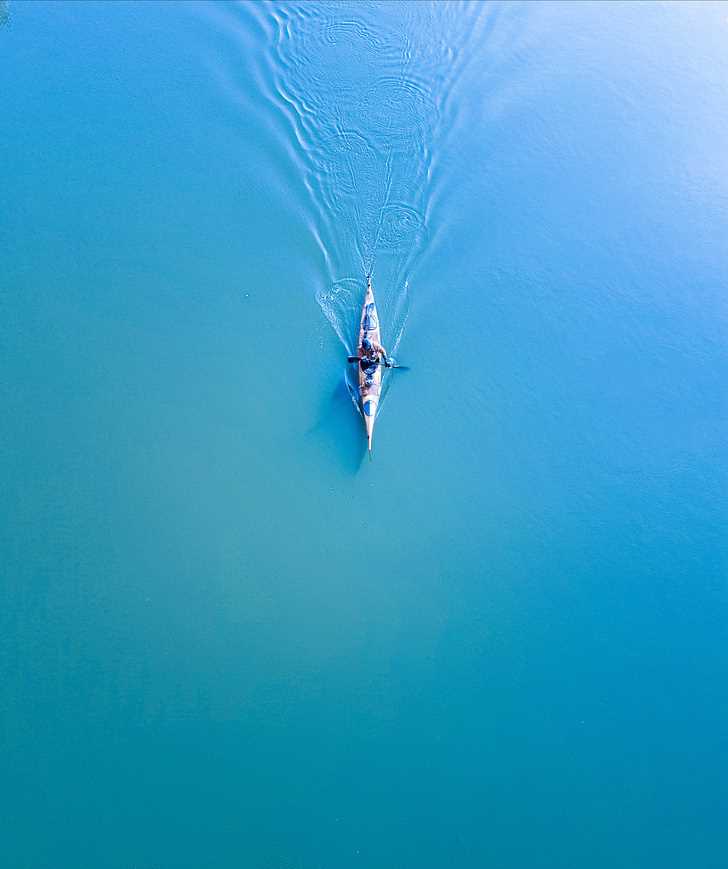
[{"x1": 358, "y1": 336, "x2": 391, "y2": 379}]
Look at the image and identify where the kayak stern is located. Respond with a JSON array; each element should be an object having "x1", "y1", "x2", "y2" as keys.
[{"x1": 362, "y1": 396, "x2": 378, "y2": 452}]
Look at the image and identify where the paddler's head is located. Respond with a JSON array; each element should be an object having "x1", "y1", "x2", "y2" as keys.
[{"x1": 362, "y1": 337, "x2": 372, "y2": 352}]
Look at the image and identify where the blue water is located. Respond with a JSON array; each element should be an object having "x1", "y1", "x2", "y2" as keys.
[{"x1": 2, "y1": 1, "x2": 727, "y2": 866}]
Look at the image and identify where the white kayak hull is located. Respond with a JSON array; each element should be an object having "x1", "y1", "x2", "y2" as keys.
[{"x1": 358, "y1": 277, "x2": 383, "y2": 452}]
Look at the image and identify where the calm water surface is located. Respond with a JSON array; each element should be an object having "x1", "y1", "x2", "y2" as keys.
[{"x1": 2, "y1": 1, "x2": 727, "y2": 867}]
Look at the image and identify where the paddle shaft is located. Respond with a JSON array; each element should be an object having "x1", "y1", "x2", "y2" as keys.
[{"x1": 347, "y1": 356, "x2": 408, "y2": 370}]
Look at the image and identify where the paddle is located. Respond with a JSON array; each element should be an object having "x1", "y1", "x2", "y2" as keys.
[{"x1": 347, "y1": 356, "x2": 409, "y2": 370}]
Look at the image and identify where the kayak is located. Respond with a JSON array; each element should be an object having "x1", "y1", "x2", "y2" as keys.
[{"x1": 358, "y1": 275, "x2": 383, "y2": 453}]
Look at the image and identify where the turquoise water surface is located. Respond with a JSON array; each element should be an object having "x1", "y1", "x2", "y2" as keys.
[{"x1": 2, "y1": 2, "x2": 727, "y2": 867}]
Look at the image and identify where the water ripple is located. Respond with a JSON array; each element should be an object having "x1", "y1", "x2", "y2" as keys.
[{"x1": 378, "y1": 203, "x2": 426, "y2": 249}]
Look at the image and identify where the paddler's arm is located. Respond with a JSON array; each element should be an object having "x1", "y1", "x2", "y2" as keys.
[
  {"x1": 369, "y1": 340, "x2": 388, "y2": 362},
  {"x1": 377, "y1": 346, "x2": 392, "y2": 367}
]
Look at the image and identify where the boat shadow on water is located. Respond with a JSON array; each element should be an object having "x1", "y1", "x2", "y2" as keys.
[{"x1": 304, "y1": 373, "x2": 369, "y2": 474}]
